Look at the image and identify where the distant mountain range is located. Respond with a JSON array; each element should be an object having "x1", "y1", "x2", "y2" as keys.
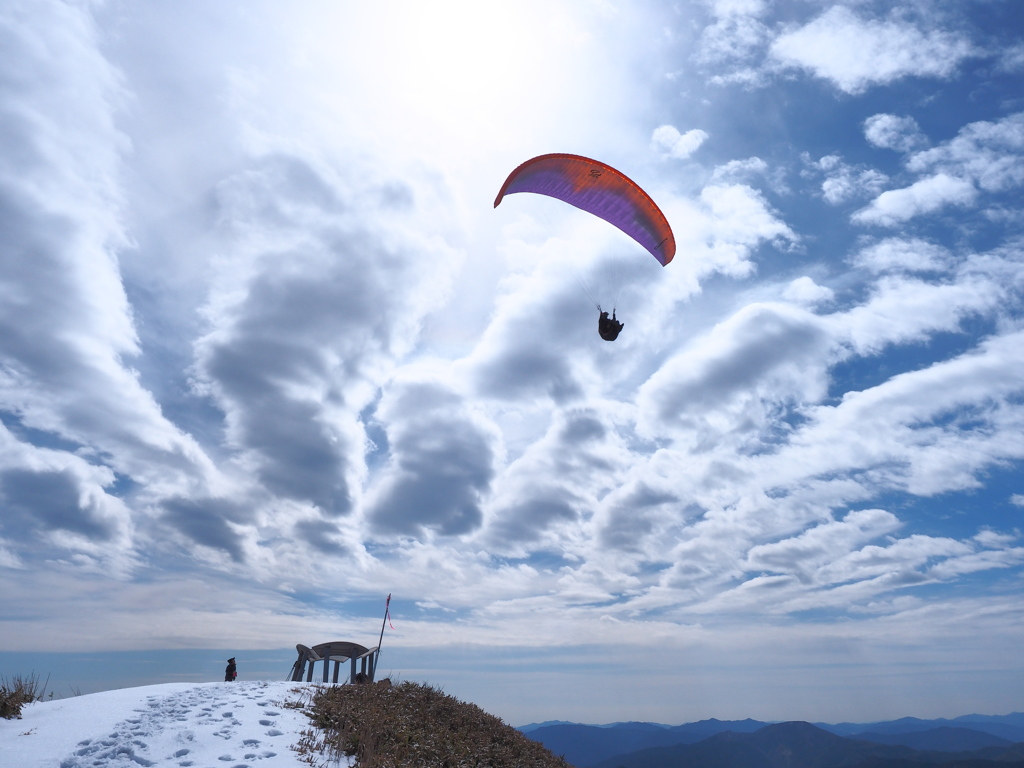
[{"x1": 519, "y1": 713, "x2": 1024, "y2": 768}]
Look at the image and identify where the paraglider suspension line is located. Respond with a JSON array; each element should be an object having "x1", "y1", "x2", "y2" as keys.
[{"x1": 571, "y1": 263, "x2": 602, "y2": 311}]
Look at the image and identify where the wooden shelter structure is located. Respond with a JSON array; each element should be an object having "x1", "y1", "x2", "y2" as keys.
[{"x1": 288, "y1": 641, "x2": 378, "y2": 684}]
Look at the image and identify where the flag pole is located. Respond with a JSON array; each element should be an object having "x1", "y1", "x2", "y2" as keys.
[{"x1": 376, "y1": 593, "x2": 391, "y2": 669}]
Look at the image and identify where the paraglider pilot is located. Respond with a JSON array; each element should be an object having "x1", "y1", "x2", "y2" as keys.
[{"x1": 598, "y1": 308, "x2": 624, "y2": 341}]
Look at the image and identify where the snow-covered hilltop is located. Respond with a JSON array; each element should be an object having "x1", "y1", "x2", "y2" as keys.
[{"x1": 0, "y1": 680, "x2": 342, "y2": 768}]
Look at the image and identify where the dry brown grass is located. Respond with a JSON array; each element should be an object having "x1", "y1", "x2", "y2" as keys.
[
  {"x1": 295, "y1": 679, "x2": 573, "y2": 768},
  {"x1": 0, "y1": 673, "x2": 48, "y2": 720}
]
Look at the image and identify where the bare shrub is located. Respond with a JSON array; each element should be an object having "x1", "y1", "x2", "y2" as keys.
[
  {"x1": 0, "y1": 673, "x2": 49, "y2": 720},
  {"x1": 296, "y1": 679, "x2": 572, "y2": 768}
]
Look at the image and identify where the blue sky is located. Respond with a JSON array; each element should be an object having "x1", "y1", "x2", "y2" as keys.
[{"x1": 1, "y1": 0, "x2": 1023, "y2": 726}]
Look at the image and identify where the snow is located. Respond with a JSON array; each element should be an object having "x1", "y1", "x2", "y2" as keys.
[{"x1": 0, "y1": 680, "x2": 354, "y2": 767}]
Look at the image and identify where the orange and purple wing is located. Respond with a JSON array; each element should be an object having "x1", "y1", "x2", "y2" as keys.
[{"x1": 494, "y1": 153, "x2": 675, "y2": 266}]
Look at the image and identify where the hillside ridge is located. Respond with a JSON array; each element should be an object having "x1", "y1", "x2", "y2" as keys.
[{"x1": 522, "y1": 715, "x2": 1024, "y2": 768}]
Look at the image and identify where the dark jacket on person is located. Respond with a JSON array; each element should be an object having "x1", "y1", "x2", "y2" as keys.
[
  {"x1": 225, "y1": 658, "x2": 237, "y2": 682},
  {"x1": 599, "y1": 310, "x2": 624, "y2": 341}
]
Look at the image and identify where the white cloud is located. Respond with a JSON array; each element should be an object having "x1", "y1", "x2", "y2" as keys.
[
  {"x1": 711, "y1": 156, "x2": 768, "y2": 183},
  {"x1": 191, "y1": 151, "x2": 464, "y2": 544},
  {"x1": 368, "y1": 374, "x2": 501, "y2": 538},
  {"x1": 484, "y1": 406, "x2": 632, "y2": 555},
  {"x1": 639, "y1": 317, "x2": 1024, "y2": 617},
  {"x1": 652, "y1": 124, "x2": 709, "y2": 159},
  {"x1": 832, "y1": 272, "x2": 1004, "y2": 356},
  {"x1": 801, "y1": 154, "x2": 887, "y2": 203},
  {"x1": 697, "y1": 14, "x2": 770, "y2": 65},
  {"x1": 974, "y1": 529, "x2": 1018, "y2": 549},
  {"x1": 822, "y1": 170, "x2": 889, "y2": 205},
  {"x1": 850, "y1": 238, "x2": 953, "y2": 274},
  {"x1": 818, "y1": 534, "x2": 970, "y2": 588},
  {"x1": 783, "y1": 276, "x2": 834, "y2": 306},
  {"x1": 928, "y1": 547, "x2": 1024, "y2": 579},
  {"x1": 852, "y1": 113, "x2": 1024, "y2": 228},
  {"x1": 699, "y1": 184, "x2": 797, "y2": 258},
  {"x1": 852, "y1": 173, "x2": 977, "y2": 226},
  {"x1": 624, "y1": 248, "x2": 1020, "y2": 611},
  {"x1": 744, "y1": 509, "x2": 903, "y2": 579},
  {"x1": 770, "y1": 7, "x2": 975, "y2": 94},
  {"x1": 809, "y1": 154, "x2": 889, "y2": 205},
  {"x1": 694, "y1": 0, "x2": 771, "y2": 83},
  {"x1": 703, "y1": 0, "x2": 767, "y2": 15},
  {"x1": 787, "y1": 329, "x2": 1024, "y2": 497},
  {"x1": 0, "y1": 0, "x2": 221, "y2": 566},
  {"x1": 0, "y1": 422, "x2": 138, "y2": 576},
  {"x1": 907, "y1": 112, "x2": 1024, "y2": 193},
  {"x1": 637, "y1": 302, "x2": 832, "y2": 444},
  {"x1": 864, "y1": 114, "x2": 928, "y2": 153},
  {"x1": 997, "y1": 43, "x2": 1024, "y2": 73}
]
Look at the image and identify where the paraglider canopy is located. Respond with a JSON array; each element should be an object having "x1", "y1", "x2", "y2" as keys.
[{"x1": 494, "y1": 153, "x2": 675, "y2": 266}]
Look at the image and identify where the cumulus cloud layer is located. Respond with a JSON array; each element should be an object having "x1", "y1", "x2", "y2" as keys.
[{"x1": 853, "y1": 112, "x2": 1024, "y2": 226}]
